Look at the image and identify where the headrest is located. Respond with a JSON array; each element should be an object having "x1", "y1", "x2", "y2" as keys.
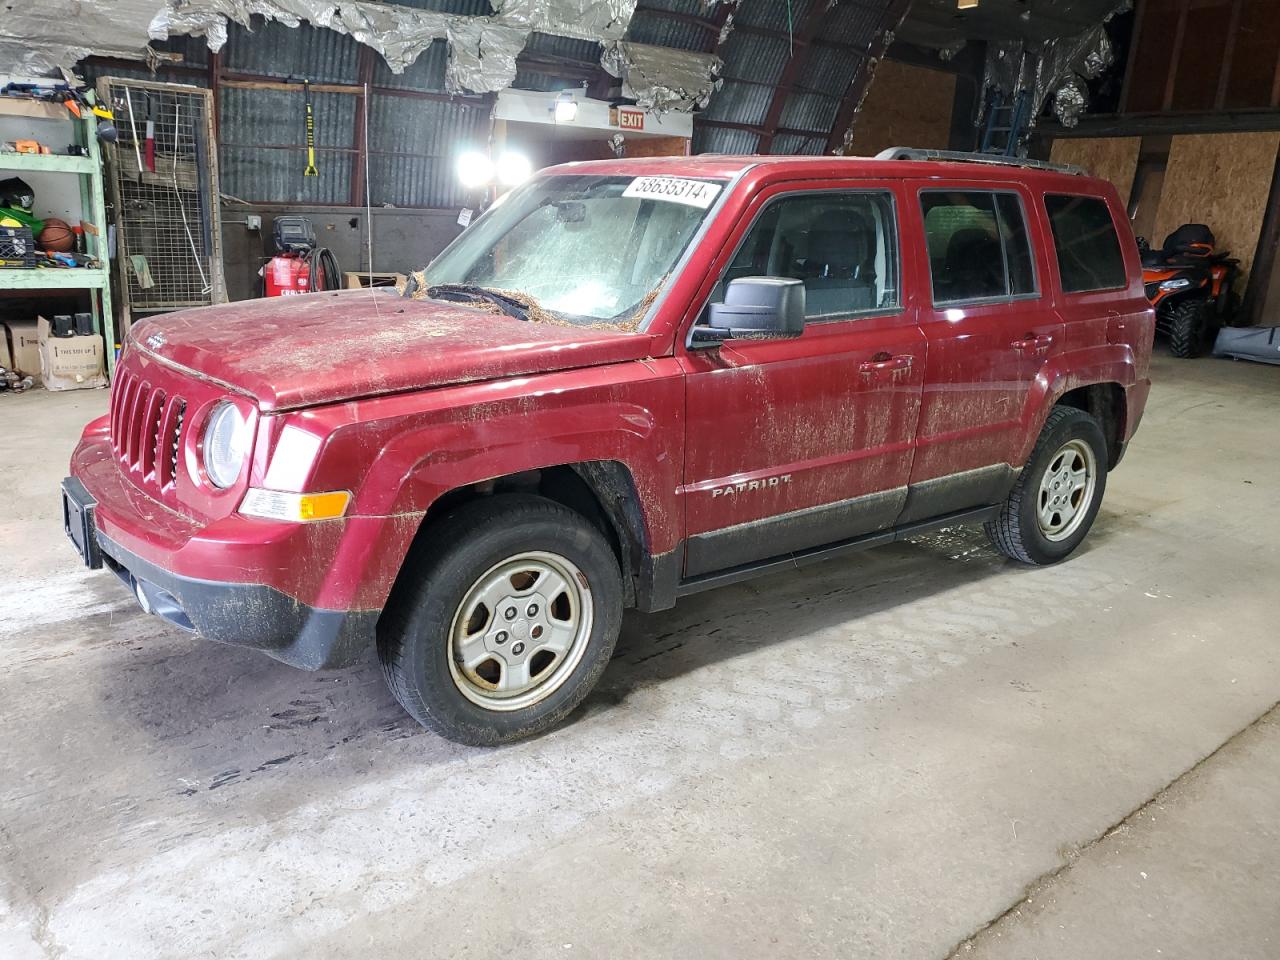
[{"x1": 807, "y1": 209, "x2": 871, "y2": 278}]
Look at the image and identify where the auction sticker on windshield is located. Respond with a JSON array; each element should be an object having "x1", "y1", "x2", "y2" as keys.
[{"x1": 622, "y1": 176, "x2": 722, "y2": 209}]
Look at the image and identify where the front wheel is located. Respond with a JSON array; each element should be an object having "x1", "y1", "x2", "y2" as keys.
[
  {"x1": 378, "y1": 495, "x2": 623, "y2": 745},
  {"x1": 985, "y1": 406, "x2": 1108, "y2": 565},
  {"x1": 1168, "y1": 298, "x2": 1212, "y2": 358}
]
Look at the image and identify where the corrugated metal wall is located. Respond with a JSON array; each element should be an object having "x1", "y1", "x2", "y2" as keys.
[
  {"x1": 626, "y1": 0, "x2": 901, "y2": 156},
  {"x1": 83, "y1": 15, "x2": 492, "y2": 209},
  {"x1": 79, "y1": 0, "x2": 904, "y2": 208}
]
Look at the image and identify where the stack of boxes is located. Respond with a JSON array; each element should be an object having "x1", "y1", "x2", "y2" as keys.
[{"x1": 2, "y1": 315, "x2": 105, "y2": 392}]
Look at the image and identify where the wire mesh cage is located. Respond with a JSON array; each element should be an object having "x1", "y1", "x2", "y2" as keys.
[{"x1": 97, "y1": 78, "x2": 226, "y2": 319}]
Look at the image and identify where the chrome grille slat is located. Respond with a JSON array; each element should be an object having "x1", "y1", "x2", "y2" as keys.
[
  {"x1": 127, "y1": 384, "x2": 150, "y2": 467},
  {"x1": 108, "y1": 370, "x2": 186, "y2": 493},
  {"x1": 142, "y1": 389, "x2": 165, "y2": 478}
]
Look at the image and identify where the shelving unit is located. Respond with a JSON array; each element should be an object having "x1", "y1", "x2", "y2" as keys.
[{"x1": 0, "y1": 96, "x2": 115, "y2": 377}]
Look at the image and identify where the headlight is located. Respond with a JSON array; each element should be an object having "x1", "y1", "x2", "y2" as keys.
[
  {"x1": 1159, "y1": 278, "x2": 1192, "y2": 292},
  {"x1": 202, "y1": 402, "x2": 249, "y2": 488},
  {"x1": 240, "y1": 489, "x2": 351, "y2": 522}
]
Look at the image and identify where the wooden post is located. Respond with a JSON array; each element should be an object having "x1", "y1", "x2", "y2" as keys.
[
  {"x1": 1119, "y1": 0, "x2": 1146, "y2": 115},
  {"x1": 1242, "y1": 145, "x2": 1280, "y2": 326},
  {"x1": 352, "y1": 46, "x2": 374, "y2": 209},
  {"x1": 1162, "y1": 0, "x2": 1190, "y2": 112}
]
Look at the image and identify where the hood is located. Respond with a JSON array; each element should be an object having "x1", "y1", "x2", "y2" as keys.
[{"x1": 129, "y1": 289, "x2": 659, "y2": 411}]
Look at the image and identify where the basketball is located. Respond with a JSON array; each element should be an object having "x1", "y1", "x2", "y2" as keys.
[{"x1": 39, "y1": 218, "x2": 74, "y2": 253}]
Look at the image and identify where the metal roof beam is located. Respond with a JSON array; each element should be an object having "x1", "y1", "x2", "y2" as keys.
[
  {"x1": 825, "y1": 0, "x2": 914, "y2": 153},
  {"x1": 697, "y1": 117, "x2": 828, "y2": 140},
  {"x1": 755, "y1": 2, "x2": 839, "y2": 154}
]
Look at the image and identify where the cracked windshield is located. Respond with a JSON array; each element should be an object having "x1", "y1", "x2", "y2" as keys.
[{"x1": 422, "y1": 174, "x2": 725, "y2": 325}]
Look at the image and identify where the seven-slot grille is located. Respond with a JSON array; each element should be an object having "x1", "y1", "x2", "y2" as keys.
[{"x1": 109, "y1": 370, "x2": 187, "y2": 490}]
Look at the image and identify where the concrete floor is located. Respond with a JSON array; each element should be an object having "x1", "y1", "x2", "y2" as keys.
[{"x1": 1, "y1": 352, "x2": 1277, "y2": 960}]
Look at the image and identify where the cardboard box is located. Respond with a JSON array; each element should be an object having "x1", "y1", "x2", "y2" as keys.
[
  {"x1": 37, "y1": 316, "x2": 106, "y2": 391},
  {"x1": 5, "y1": 319, "x2": 40, "y2": 379}
]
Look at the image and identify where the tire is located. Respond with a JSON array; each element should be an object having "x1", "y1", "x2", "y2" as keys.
[
  {"x1": 378, "y1": 494, "x2": 623, "y2": 746},
  {"x1": 985, "y1": 406, "x2": 1108, "y2": 565},
  {"x1": 1220, "y1": 289, "x2": 1242, "y2": 326},
  {"x1": 1168, "y1": 298, "x2": 1210, "y2": 358}
]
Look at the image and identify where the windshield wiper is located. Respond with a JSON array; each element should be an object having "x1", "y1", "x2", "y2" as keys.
[{"x1": 423, "y1": 283, "x2": 534, "y2": 322}]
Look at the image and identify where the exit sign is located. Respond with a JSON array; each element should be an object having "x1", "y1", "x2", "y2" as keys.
[{"x1": 618, "y1": 108, "x2": 645, "y2": 131}]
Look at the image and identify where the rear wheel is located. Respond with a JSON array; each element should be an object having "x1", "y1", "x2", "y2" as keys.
[
  {"x1": 1168, "y1": 298, "x2": 1211, "y2": 358},
  {"x1": 378, "y1": 495, "x2": 623, "y2": 745},
  {"x1": 985, "y1": 406, "x2": 1108, "y2": 565}
]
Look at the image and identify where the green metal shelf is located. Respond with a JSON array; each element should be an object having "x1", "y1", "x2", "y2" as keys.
[
  {"x1": 0, "y1": 103, "x2": 115, "y2": 376},
  {"x1": 0, "y1": 268, "x2": 107, "y2": 289},
  {"x1": 0, "y1": 152, "x2": 96, "y2": 175}
]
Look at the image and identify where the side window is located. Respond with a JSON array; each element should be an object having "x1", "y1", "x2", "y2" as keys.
[
  {"x1": 724, "y1": 192, "x2": 900, "y2": 319},
  {"x1": 920, "y1": 190, "x2": 1039, "y2": 304},
  {"x1": 1044, "y1": 194, "x2": 1128, "y2": 293}
]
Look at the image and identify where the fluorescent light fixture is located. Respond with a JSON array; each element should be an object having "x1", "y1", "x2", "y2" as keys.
[
  {"x1": 554, "y1": 90, "x2": 578, "y2": 123},
  {"x1": 496, "y1": 151, "x2": 533, "y2": 187},
  {"x1": 957, "y1": 0, "x2": 979, "y2": 8},
  {"x1": 457, "y1": 150, "x2": 494, "y2": 189}
]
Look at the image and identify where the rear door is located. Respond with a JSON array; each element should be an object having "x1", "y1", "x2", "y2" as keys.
[
  {"x1": 678, "y1": 180, "x2": 926, "y2": 578},
  {"x1": 1041, "y1": 191, "x2": 1150, "y2": 358},
  {"x1": 902, "y1": 181, "x2": 1063, "y2": 522}
]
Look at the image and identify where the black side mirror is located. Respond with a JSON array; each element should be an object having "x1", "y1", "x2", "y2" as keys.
[{"x1": 691, "y1": 277, "x2": 806, "y2": 345}]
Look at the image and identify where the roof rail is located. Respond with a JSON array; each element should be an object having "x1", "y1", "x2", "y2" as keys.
[{"x1": 873, "y1": 147, "x2": 1086, "y2": 176}]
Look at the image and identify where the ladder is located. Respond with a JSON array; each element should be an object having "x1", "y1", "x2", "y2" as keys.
[{"x1": 980, "y1": 89, "x2": 1032, "y2": 157}]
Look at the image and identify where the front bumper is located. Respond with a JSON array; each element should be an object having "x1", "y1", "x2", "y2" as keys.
[
  {"x1": 95, "y1": 530, "x2": 377, "y2": 669},
  {"x1": 64, "y1": 427, "x2": 382, "y2": 670}
]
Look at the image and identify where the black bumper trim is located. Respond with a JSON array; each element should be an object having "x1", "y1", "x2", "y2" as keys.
[{"x1": 97, "y1": 533, "x2": 377, "y2": 670}]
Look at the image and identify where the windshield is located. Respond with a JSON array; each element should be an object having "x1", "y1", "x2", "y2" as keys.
[{"x1": 422, "y1": 174, "x2": 725, "y2": 326}]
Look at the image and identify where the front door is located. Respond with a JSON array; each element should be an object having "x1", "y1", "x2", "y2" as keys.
[
  {"x1": 901, "y1": 182, "x2": 1063, "y2": 522},
  {"x1": 679, "y1": 183, "x2": 926, "y2": 578}
]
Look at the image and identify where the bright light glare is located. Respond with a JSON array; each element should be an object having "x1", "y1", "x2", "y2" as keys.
[
  {"x1": 457, "y1": 151, "x2": 494, "y2": 189},
  {"x1": 497, "y1": 152, "x2": 533, "y2": 187},
  {"x1": 554, "y1": 93, "x2": 578, "y2": 123}
]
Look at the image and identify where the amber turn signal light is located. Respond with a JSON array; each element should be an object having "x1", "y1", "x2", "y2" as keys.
[{"x1": 239, "y1": 489, "x2": 351, "y2": 522}]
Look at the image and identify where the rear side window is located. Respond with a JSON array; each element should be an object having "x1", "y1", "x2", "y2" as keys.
[
  {"x1": 921, "y1": 191, "x2": 1037, "y2": 304},
  {"x1": 723, "y1": 191, "x2": 900, "y2": 319},
  {"x1": 1044, "y1": 194, "x2": 1128, "y2": 293}
]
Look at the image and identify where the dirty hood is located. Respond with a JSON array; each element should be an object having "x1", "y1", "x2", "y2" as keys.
[{"x1": 130, "y1": 289, "x2": 658, "y2": 411}]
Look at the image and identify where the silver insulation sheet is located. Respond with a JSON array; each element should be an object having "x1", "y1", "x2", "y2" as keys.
[
  {"x1": 5, "y1": 0, "x2": 645, "y2": 99},
  {"x1": 980, "y1": 0, "x2": 1129, "y2": 133},
  {"x1": 601, "y1": 41, "x2": 722, "y2": 114}
]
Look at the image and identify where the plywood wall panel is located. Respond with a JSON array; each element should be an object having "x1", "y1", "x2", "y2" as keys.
[
  {"x1": 1153, "y1": 132, "x2": 1280, "y2": 281},
  {"x1": 846, "y1": 60, "x2": 955, "y2": 157},
  {"x1": 1050, "y1": 137, "x2": 1141, "y2": 206}
]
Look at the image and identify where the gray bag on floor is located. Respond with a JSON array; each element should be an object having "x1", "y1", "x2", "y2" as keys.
[{"x1": 1213, "y1": 326, "x2": 1280, "y2": 365}]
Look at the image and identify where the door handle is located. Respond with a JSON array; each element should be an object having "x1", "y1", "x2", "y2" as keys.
[
  {"x1": 859, "y1": 354, "x2": 913, "y2": 376},
  {"x1": 1011, "y1": 333, "x2": 1054, "y2": 354}
]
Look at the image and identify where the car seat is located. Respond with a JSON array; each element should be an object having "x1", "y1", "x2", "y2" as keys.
[
  {"x1": 802, "y1": 209, "x2": 876, "y2": 314},
  {"x1": 942, "y1": 227, "x2": 1004, "y2": 300}
]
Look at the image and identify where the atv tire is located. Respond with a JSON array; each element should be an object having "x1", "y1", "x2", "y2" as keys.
[{"x1": 1168, "y1": 299, "x2": 1211, "y2": 359}]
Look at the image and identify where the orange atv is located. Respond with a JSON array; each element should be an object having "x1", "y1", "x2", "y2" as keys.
[{"x1": 1139, "y1": 223, "x2": 1240, "y2": 358}]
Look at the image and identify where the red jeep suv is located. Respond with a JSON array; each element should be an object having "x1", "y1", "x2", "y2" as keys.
[{"x1": 64, "y1": 150, "x2": 1153, "y2": 744}]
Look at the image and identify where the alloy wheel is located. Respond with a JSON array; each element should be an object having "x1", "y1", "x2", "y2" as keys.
[
  {"x1": 447, "y1": 551, "x2": 592, "y2": 712},
  {"x1": 1036, "y1": 439, "x2": 1098, "y2": 542}
]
